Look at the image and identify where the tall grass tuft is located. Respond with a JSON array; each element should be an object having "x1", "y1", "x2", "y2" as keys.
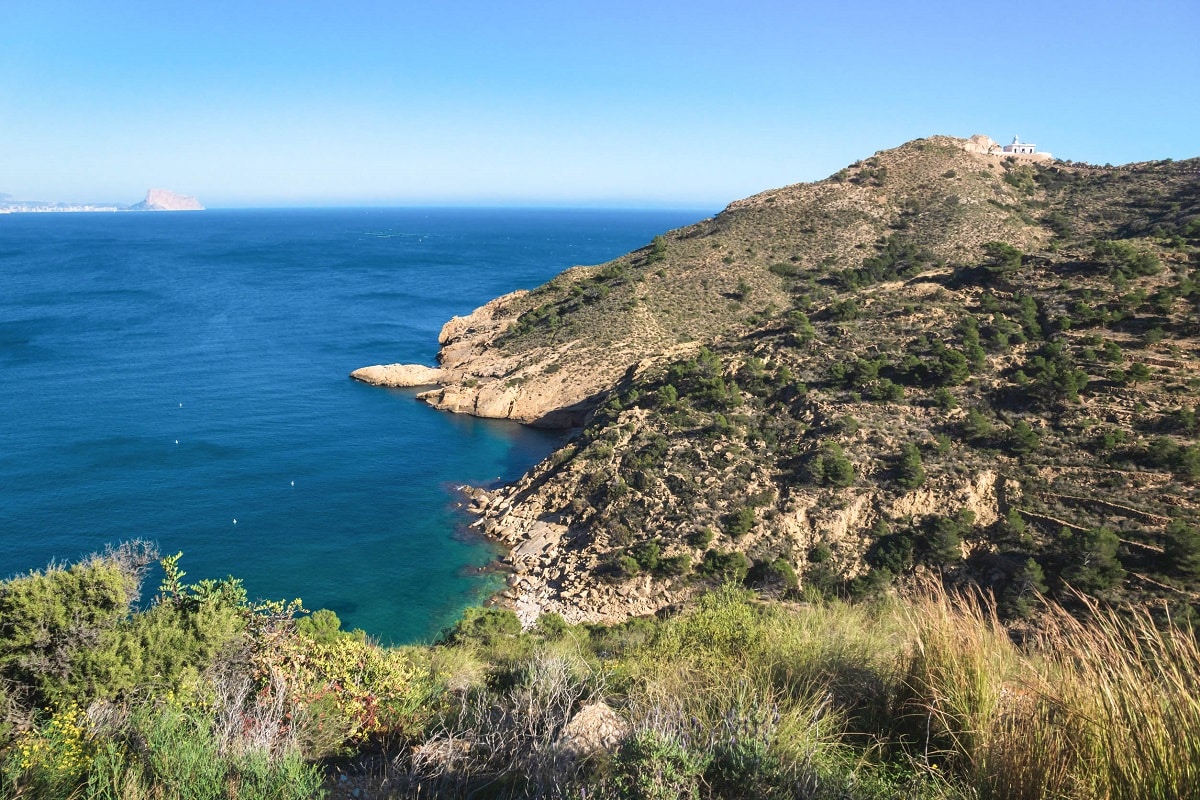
[
  {"x1": 1034, "y1": 596, "x2": 1200, "y2": 799},
  {"x1": 886, "y1": 580, "x2": 1200, "y2": 799},
  {"x1": 893, "y1": 583, "x2": 1018, "y2": 773}
]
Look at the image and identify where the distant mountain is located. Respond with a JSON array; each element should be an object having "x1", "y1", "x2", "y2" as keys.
[{"x1": 127, "y1": 188, "x2": 204, "y2": 211}]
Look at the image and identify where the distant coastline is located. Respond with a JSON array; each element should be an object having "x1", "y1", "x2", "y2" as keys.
[
  {"x1": 0, "y1": 202, "x2": 124, "y2": 213},
  {"x1": 0, "y1": 188, "x2": 203, "y2": 213}
]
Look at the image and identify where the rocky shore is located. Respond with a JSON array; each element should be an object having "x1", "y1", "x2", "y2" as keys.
[
  {"x1": 350, "y1": 289, "x2": 605, "y2": 428},
  {"x1": 458, "y1": 483, "x2": 692, "y2": 627}
]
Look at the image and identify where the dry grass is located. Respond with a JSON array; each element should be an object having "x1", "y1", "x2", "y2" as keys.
[{"x1": 895, "y1": 581, "x2": 1200, "y2": 799}]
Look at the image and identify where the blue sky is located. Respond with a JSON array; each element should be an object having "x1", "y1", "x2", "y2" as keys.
[{"x1": 2, "y1": 0, "x2": 1197, "y2": 208}]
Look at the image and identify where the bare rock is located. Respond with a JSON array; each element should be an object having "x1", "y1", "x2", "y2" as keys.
[
  {"x1": 350, "y1": 364, "x2": 445, "y2": 387},
  {"x1": 555, "y1": 703, "x2": 629, "y2": 760}
]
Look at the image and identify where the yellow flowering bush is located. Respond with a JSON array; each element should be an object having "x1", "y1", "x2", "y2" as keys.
[
  {"x1": 252, "y1": 626, "x2": 438, "y2": 756},
  {"x1": 4, "y1": 703, "x2": 93, "y2": 796}
]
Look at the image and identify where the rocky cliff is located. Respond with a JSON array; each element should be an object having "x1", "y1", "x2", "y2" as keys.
[{"x1": 360, "y1": 134, "x2": 1200, "y2": 626}]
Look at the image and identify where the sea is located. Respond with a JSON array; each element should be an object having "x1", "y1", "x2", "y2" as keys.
[{"x1": 0, "y1": 207, "x2": 708, "y2": 643}]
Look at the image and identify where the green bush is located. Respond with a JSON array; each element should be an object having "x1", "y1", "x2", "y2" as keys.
[
  {"x1": 696, "y1": 550, "x2": 750, "y2": 584},
  {"x1": 1163, "y1": 518, "x2": 1200, "y2": 582},
  {"x1": 805, "y1": 441, "x2": 855, "y2": 487},
  {"x1": 0, "y1": 543, "x2": 242, "y2": 710},
  {"x1": 724, "y1": 507, "x2": 756, "y2": 539},
  {"x1": 1060, "y1": 526, "x2": 1125, "y2": 595},
  {"x1": 614, "y1": 730, "x2": 708, "y2": 800},
  {"x1": 746, "y1": 558, "x2": 799, "y2": 597},
  {"x1": 688, "y1": 528, "x2": 715, "y2": 549},
  {"x1": 441, "y1": 606, "x2": 523, "y2": 647},
  {"x1": 296, "y1": 608, "x2": 345, "y2": 643},
  {"x1": 894, "y1": 443, "x2": 926, "y2": 490},
  {"x1": 999, "y1": 558, "x2": 1048, "y2": 620},
  {"x1": 920, "y1": 511, "x2": 974, "y2": 565},
  {"x1": 982, "y1": 241, "x2": 1023, "y2": 276}
]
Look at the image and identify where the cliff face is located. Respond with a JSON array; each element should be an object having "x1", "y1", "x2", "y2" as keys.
[
  {"x1": 129, "y1": 188, "x2": 204, "y2": 211},
  {"x1": 359, "y1": 134, "x2": 1200, "y2": 626}
]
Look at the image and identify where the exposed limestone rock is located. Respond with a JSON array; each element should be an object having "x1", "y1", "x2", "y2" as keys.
[
  {"x1": 962, "y1": 134, "x2": 1002, "y2": 155},
  {"x1": 350, "y1": 364, "x2": 444, "y2": 387}
]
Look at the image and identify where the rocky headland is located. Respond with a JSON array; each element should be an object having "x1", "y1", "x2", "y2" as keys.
[
  {"x1": 357, "y1": 134, "x2": 1200, "y2": 627},
  {"x1": 128, "y1": 188, "x2": 204, "y2": 211}
]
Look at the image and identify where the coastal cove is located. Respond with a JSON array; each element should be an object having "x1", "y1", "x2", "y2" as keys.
[{"x1": 0, "y1": 207, "x2": 708, "y2": 643}]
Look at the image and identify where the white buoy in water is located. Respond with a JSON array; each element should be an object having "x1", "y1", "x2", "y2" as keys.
[{"x1": 233, "y1": 519, "x2": 237, "y2": 525}]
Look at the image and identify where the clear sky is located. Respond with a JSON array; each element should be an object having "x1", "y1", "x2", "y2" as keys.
[{"x1": 2, "y1": 0, "x2": 1197, "y2": 208}]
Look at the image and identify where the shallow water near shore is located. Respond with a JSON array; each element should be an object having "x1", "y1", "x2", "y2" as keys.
[{"x1": 0, "y1": 207, "x2": 706, "y2": 643}]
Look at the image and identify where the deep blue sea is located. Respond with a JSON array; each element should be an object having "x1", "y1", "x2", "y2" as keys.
[{"x1": 0, "y1": 207, "x2": 706, "y2": 643}]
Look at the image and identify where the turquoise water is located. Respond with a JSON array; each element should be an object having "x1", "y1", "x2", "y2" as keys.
[{"x1": 0, "y1": 207, "x2": 706, "y2": 643}]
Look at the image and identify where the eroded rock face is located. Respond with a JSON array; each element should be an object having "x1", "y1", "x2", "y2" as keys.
[{"x1": 352, "y1": 288, "x2": 621, "y2": 427}]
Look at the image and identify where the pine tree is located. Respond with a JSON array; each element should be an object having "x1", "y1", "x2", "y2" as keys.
[
  {"x1": 1164, "y1": 518, "x2": 1200, "y2": 582},
  {"x1": 895, "y1": 443, "x2": 926, "y2": 490},
  {"x1": 1000, "y1": 558, "x2": 1048, "y2": 619}
]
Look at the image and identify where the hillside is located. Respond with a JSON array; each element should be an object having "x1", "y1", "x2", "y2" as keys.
[{"x1": 360, "y1": 134, "x2": 1200, "y2": 626}]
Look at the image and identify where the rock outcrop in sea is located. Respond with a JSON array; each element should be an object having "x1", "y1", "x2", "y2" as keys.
[{"x1": 128, "y1": 188, "x2": 204, "y2": 211}]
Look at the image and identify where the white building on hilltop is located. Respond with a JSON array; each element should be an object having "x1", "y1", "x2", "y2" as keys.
[
  {"x1": 1003, "y1": 135, "x2": 1040, "y2": 155},
  {"x1": 962, "y1": 133, "x2": 1053, "y2": 161}
]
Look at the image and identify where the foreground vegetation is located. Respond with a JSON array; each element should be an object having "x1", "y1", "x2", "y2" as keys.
[{"x1": 3, "y1": 544, "x2": 1200, "y2": 798}]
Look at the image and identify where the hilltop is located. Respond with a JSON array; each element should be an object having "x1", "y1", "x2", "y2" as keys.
[{"x1": 358, "y1": 134, "x2": 1200, "y2": 627}]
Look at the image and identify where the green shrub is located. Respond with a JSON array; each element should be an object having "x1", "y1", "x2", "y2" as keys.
[
  {"x1": 646, "y1": 235, "x2": 668, "y2": 265},
  {"x1": 688, "y1": 528, "x2": 715, "y2": 549},
  {"x1": 999, "y1": 558, "x2": 1048, "y2": 620},
  {"x1": 1060, "y1": 526, "x2": 1125, "y2": 595},
  {"x1": 982, "y1": 241, "x2": 1023, "y2": 276},
  {"x1": 1163, "y1": 518, "x2": 1200, "y2": 581},
  {"x1": 696, "y1": 550, "x2": 750, "y2": 584},
  {"x1": 725, "y1": 507, "x2": 756, "y2": 539},
  {"x1": 805, "y1": 441, "x2": 855, "y2": 487},
  {"x1": 614, "y1": 730, "x2": 708, "y2": 800},
  {"x1": 1006, "y1": 419, "x2": 1041, "y2": 455},
  {"x1": 921, "y1": 511, "x2": 974, "y2": 565},
  {"x1": 746, "y1": 558, "x2": 799, "y2": 597},
  {"x1": 894, "y1": 443, "x2": 926, "y2": 490},
  {"x1": 657, "y1": 554, "x2": 692, "y2": 577},
  {"x1": 0, "y1": 549, "x2": 145, "y2": 705},
  {"x1": 441, "y1": 606, "x2": 523, "y2": 647}
]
